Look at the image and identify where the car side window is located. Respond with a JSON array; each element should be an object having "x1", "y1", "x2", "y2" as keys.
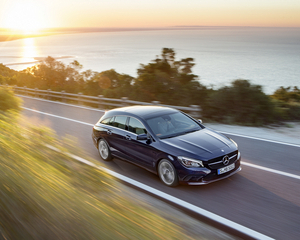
[
  {"x1": 128, "y1": 117, "x2": 147, "y2": 135},
  {"x1": 112, "y1": 116, "x2": 128, "y2": 130},
  {"x1": 100, "y1": 117, "x2": 112, "y2": 125}
]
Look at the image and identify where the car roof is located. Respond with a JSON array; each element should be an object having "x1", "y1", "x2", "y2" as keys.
[{"x1": 106, "y1": 105, "x2": 179, "y2": 119}]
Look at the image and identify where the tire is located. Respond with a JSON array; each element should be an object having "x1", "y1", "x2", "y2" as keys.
[
  {"x1": 98, "y1": 139, "x2": 112, "y2": 161},
  {"x1": 158, "y1": 159, "x2": 179, "y2": 187}
]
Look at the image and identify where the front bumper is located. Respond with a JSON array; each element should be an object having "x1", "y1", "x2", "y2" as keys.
[
  {"x1": 187, "y1": 166, "x2": 241, "y2": 185},
  {"x1": 178, "y1": 158, "x2": 241, "y2": 185}
]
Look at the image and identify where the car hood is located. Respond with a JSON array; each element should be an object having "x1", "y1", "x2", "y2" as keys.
[{"x1": 161, "y1": 128, "x2": 236, "y2": 160}]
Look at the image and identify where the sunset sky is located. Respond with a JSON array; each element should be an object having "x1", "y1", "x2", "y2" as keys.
[{"x1": 1, "y1": 0, "x2": 300, "y2": 33}]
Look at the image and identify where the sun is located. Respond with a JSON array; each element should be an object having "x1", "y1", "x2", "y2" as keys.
[{"x1": 3, "y1": 1, "x2": 46, "y2": 35}]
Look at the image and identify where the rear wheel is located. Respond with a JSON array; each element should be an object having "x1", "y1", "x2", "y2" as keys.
[
  {"x1": 158, "y1": 159, "x2": 179, "y2": 187},
  {"x1": 98, "y1": 139, "x2": 112, "y2": 161}
]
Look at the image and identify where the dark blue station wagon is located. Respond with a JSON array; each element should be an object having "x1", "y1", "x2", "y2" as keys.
[{"x1": 92, "y1": 106, "x2": 241, "y2": 186}]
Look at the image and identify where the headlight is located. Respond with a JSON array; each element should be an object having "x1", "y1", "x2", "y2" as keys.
[{"x1": 178, "y1": 156, "x2": 204, "y2": 168}]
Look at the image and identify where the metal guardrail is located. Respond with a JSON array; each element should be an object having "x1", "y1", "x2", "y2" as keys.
[{"x1": 2, "y1": 85, "x2": 201, "y2": 117}]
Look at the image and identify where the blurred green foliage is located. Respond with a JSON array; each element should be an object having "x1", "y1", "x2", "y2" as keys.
[
  {"x1": 271, "y1": 86, "x2": 300, "y2": 121},
  {"x1": 134, "y1": 48, "x2": 208, "y2": 106},
  {"x1": 0, "y1": 86, "x2": 22, "y2": 112},
  {"x1": 0, "y1": 111, "x2": 194, "y2": 239},
  {"x1": 272, "y1": 86, "x2": 300, "y2": 102},
  {"x1": 1, "y1": 48, "x2": 299, "y2": 125},
  {"x1": 202, "y1": 80, "x2": 278, "y2": 125}
]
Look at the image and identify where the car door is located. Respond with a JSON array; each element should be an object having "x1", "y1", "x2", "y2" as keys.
[
  {"x1": 106, "y1": 115, "x2": 129, "y2": 160},
  {"x1": 124, "y1": 117, "x2": 157, "y2": 169},
  {"x1": 96, "y1": 116, "x2": 115, "y2": 147}
]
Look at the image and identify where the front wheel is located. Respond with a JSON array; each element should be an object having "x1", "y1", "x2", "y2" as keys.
[
  {"x1": 158, "y1": 159, "x2": 179, "y2": 187},
  {"x1": 98, "y1": 139, "x2": 112, "y2": 161}
]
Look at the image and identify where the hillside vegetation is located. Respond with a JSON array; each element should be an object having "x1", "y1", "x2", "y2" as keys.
[
  {"x1": 1, "y1": 48, "x2": 299, "y2": 125},
  {"x1": 0, "y1": 88, "x2": 197, "y2": 239},
  {"x1": 0, "y1": 86, "x2": 22, "y2": 112}
]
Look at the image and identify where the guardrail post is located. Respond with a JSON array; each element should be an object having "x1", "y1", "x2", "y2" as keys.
[
  {"x1": 189, "y1": 105, "x2": 202, "y2": 118},
  {"x1": 78, "y1": 92, "x2": 83, "y2": 105},
  {"x1": 47, "y1": 89, "x2": 51, "y2": 100},
  {"x1": 98, "y1": 95, "x2": 103, "y2": 109},
  {"x1": 61, "y1": 91, "x2": 66, "y2": 102},
  {"x1": 152, "y1": 101, "x2": 160, "y2": 105},
  {"x1": 34, "y1": 88, "x2": 38, "y2": 98},
  {"x1": 121, "y1": 97, "x2": 129, "y2": 106}
]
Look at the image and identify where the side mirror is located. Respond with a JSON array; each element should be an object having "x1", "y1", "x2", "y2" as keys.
[{"x1": 137, "y1": 133, "x2": 148, "y2": 141}]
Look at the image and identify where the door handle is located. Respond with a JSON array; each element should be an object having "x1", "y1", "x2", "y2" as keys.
[{"x1": 126, "y1": 135, "x2": 131, "y2": 140}]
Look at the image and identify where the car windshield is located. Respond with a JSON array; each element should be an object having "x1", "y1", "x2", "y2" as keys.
[{"x1": 146, "y1": 112, "x2": 202, "y2": 139}]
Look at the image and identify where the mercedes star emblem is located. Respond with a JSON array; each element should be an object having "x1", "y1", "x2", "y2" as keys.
[{"x1": 222, "y1": 155, "x2": 229, "y2": 165}]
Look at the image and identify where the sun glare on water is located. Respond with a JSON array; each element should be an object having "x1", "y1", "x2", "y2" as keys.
[
  {"x1": 22, "y1": 38, "x2": 39, "y2": 62},
  {"x1": 3, "y1": 1, "x2": 46, "y2": 35}
]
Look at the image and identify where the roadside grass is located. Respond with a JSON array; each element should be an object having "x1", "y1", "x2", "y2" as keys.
[
  {"x1": 0, "y1": 113, "x2": 193, "y2": 240},
  {"x1": 0, "y1": 85, "x2": 238, "y2": 240},
  {"x1": 0, "y1": 86, "x2": 22, "y2": 112}
]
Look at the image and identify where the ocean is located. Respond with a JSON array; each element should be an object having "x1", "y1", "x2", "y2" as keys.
[{"x1": 1, "y1": 27, "x2": 299, "y2": 94}]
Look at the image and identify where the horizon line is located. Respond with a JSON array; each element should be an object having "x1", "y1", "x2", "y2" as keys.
[{"x1": 1, "y1": 25, "x2": 299, "y2": 32}]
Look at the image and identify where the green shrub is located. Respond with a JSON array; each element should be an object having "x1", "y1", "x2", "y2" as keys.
[
  {"x1": 274, "y1": 100, "x2": 300, "y2": 120},
  {"x1": 203, "y1": 79, "x2": 278, "y2": 125},
  {"x1": 0, "y1": 86, "x2": 22, "y2": 112},
  {"x1": 0, "y1": 114, "x2": 192, "y2": 240},
  {"x1": 272, "y1": 86, "x2": 300, "y2": 102}
]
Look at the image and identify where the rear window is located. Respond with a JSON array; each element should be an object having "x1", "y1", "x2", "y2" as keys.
[
  {"x1": 111, "y1": 116, "x2": 127, "y2": 130},
  {"x1": 100, "y1": 117, "x2": 112, "y2": 125}
]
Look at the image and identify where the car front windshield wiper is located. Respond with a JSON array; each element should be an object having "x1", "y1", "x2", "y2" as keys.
[
  {"x1": 160, "y1": 128, "x2": 200, "y2": 139},
  {"x1": 160, "y1": 133, "x2": 182, "y2": 139},
  {"x1": 183, "y1": 128, "x2": 200, "y2": 135}
]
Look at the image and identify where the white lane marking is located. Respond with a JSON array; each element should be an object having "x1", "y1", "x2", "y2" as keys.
[
  {"x1": 19, "y1": 95, "x2": 105, "y2": 113},
  {"x1": 220, "y1": 131, "x2": 300, "y2": 148},
  {"x1": 242, "y1": 162, "x2": 300, "y2": 180},
  {"x1": 23, "y1": 107, "x2": 300, "y2": 181},
  {"x1": 22, "y1": 107, "x2": 94, "y2": 126},
  {"x1": 47, "y1": 145, "x2": 274, "y2": 240},
  {"x1": 21, "y1": 95, "x2": 300, "y2": 147}
]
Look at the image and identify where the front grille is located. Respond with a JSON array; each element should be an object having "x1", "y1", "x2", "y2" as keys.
[
  {"x1": 203, "y1": 160, "x2": 241, "y2": 182},
  {"x1": 206, "y1": 150, "x2": 238, "y2": 169}
]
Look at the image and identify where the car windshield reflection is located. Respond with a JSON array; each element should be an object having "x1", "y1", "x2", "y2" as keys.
[{"x1": 146, "y1": 112, "x2": 202, "y2": 139}]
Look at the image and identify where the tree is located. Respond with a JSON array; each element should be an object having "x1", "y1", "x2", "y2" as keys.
[
  {"x1": 98, "y1": 69, "x2": 134, "y2": 98},
  {"x1": 272, "y1": 86, "x2": 300, "y2": 102},
  {"x1": 133, "y1": 48, "x2": 206, "y2": 106},
  {"x1": 0, "y1": 63, "x2": 17, "y2": 78},
  {"x1": 204, "y1": 79, "x2": 277, "y2": 125},
  {"x1": 83, "y1": 69, "x2": 134, "y2": 98},
  {"x1": 0, "y1": 64, "x2": 19, "y2": 85},
  {"x1": 27, "y1": 57, "x2": 82, "y2": 92}
]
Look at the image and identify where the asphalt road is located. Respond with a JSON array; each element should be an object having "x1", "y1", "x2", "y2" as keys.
[{"x1": 20, "y1": 97, "x2": 300, "y2": 240}]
